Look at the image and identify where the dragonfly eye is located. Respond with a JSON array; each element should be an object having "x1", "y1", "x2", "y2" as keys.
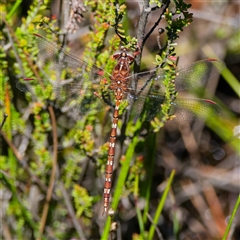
[
  {"x1": 113, "y1": 51, "x2": 123, "y2": 59},
  {"x1": 126, "y1": 52, "x2": 135, "y2": 62}
]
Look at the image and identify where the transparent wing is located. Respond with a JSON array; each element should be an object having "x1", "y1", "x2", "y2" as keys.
[
  {"x1": 17, "y1": 77, "x2": 115, "y2": 115},
  {"x1": 16, "y1": 34, "x2": 114, "y2": 114},
  {"x1": 125, "y1": 58, "x2": 225, "y2": 94},
  {"x1": 169, "y1": 98, "x2": 222, "y2": 122},
  {"x1": 33, "y1": 33, "x2": 109, "y2": 80},
  {"x1": 124, "y1": 58, "x2": 224, "y2": 121},
  {"x1": 17, "y1": 34, "x2": 109, "y2": 93},
  {"x1": 174, "y1": 59, "x2": 225, "y2": 91},
  {"x1": 129, "y1": 93, "x2": 222, "y2": 122}
]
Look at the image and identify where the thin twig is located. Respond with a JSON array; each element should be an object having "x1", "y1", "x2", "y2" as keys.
[
  {"x1": 2, "y1": 220, "x2": 12, "y2": 240},
  {"x1": 0, "y1": 114, "x2": 8, "y2": 130},
  {"x1": 146, "y1": 212, "x2": 164, "y2": 240},
  {"x1": 5, "y1": 27, "x2": 25, "y2": 77},
  {"x1": 59, "y1": 181, "x2": 87, "y2": 240},
  {"x1": 0, "y1": 129, "x2": 23, "y2": 160},
  {"x1": 38, "y1": 106, "x2": 58, "y2": 237},
  {"x1": 142, "y1": 1, "x2": 170, "y2": 47},
  {"x1": 135, "y1": 0, "x2": 170, "y2": 72},
  {"x1": 134, "y1": 0, "x2": 150, "y2": 73},
  {"x1": 203, "y1": 184, "x2": 227, "y2": 237},
  {"x1": 0, "y1": 128, "x2": 57, "y2": 198}
]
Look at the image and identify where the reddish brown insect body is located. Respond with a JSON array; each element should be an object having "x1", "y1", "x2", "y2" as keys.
[{"x1": 103, "y1": 48, "x2": 135, "y2": 216}]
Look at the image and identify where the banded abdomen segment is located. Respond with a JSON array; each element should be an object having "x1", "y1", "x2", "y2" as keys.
[{"x1": 102, "y1": 99, "x2": 121, "y2": 215}]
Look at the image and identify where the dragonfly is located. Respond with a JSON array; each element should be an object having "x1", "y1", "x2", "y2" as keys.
[{"x1": 17, "y1": 33, "x2": 225, "y2": 216}]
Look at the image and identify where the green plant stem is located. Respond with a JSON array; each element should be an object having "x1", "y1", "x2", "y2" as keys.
[
  {"x1": 148, "y1": 169, "x2": 176, "y2": 240},
  {"x1": 223, "y1": 194, "x2": 240, "y2": 240},
  {"x1": 6, "y1": 0, "x2": 22, "y2": 20},
  {"x1": 207, "y1": 117, "x2": 240, "y2": 155},
  {"x1": 0, "y1": 171, "x2": 38, "y2": 233},
  {"x1": 202, "y1": 44, "x2": 240, "y2": 98},
  {"x1": 173, "y1": 209, "x2": 180, "y2": 240},
  {"x1": 143, "y1": 133, "x2": 156, "y2": 224},
  {"x1": 221, "y1": 67, "x2": 240, "y2": 98},
  {"x1": 134, "y1": 174, "x2": 145, "y2": 237}
]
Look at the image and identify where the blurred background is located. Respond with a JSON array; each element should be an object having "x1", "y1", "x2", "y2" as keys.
[{"x1": 1, "y1": 0, "x2": 239, "y2": 239}]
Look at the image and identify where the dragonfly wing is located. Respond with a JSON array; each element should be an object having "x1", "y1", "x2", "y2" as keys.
[
  {"x1": 127, "y1": 92, "x2": 165, "y2": 121},
  {"x1": 175, "y1": 59, "x2": 225, "y2": 91},
  {"x1": 126, "y1": 68, "x2": 166, "y2": 95},
  {"x1": 33, "y1": 34, "x2": 108, "y2": 82},
  {"x1": 169, "y1": 98, "x2": 222, "y2": 122},
  {"x1": 125, "y1": 69, "x2": 167, "y2": 120},
  {"x1": 125, "y1": 59, "x2": 223, "y2": 121},
  {"x1": 17, "y1": 77, "x2": 114, "y2": 115},
  {"x1": 17, "y1": 34, "x2": 114, "y2": 114},
  {"x1": 129, "y1": 95, "x2": 221, "y2": 122},
  {"x1": 126, "y1": 59, "x2": 225, "y2": 94}
]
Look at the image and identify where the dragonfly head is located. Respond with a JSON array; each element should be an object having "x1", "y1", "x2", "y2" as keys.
[{"x1": 113, "y1": 46, "x2": 135, "y2": 65}]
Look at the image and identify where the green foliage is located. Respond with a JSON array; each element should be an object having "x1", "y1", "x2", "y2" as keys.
[
  {"x1": 1, "y1": 0, "x2": 238, "y2": 239},
  {"x1": 148, "y1": 2, "x2": 193, "y2": 131},
  {"x1": 147, "y1": 169, "x2": 175, "y2": 240},
  {"x1": 150, "y1": 0, "x2": 162, "y2": 8},
  {"x1": 124, "y1": 155, "x2": 146, "y2": 196},
  {"x1": 72, "y1": 184, "x2": 93, "y2": 218}
]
